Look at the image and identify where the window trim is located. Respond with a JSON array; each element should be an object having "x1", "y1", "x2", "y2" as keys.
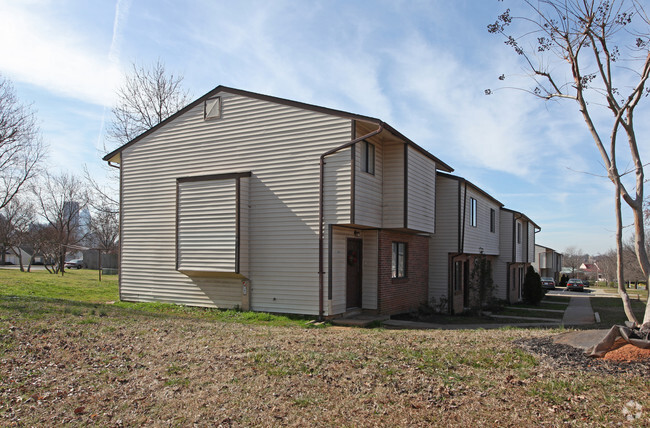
[
  {"x1": 391, "y1": 241, "x2": 407, "y2": 279},
  {"x1": 470, "y1": 197, "x2": 477, "y2": 227}
]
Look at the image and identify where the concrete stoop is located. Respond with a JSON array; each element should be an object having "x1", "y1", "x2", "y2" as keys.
[{"x1": 330, "y1": 311, "x2": 389, "y2": 327}]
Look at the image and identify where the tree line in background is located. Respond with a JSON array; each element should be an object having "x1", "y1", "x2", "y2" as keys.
[{"x1": 0, "y1": 61, "x2": 189, "y2": 274}]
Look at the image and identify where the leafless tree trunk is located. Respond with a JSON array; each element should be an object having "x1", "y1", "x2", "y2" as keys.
[
  {"x1": 0, "y1": 75, "x2": 46, "y2": 210},
  {"x1": 616, "y1": 186, "x2": 638, "y2": 323},
  {"x1": 0, "y1": 196, "x2": 34, "y2": 271},
  {"x1": 31, "y1": 172, "x2": 89, "y2": 275},
  {"x1": 489, "y1": 0, "x2": 650, "y2": 325}
]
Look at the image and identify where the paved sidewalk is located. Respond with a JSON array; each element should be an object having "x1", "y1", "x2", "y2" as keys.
[{"x1": 561, "y1": 294, "x2": 595, "y2": 326}]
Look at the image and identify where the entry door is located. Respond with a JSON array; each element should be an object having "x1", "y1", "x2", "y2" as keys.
[{"x1": 346, "y1": 238, "x2": 363, "y2": 309}]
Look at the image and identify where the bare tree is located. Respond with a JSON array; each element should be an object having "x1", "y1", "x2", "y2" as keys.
[
  {"x1": 563, "y1": 246, "x2": 586, "y2": 276},
  {"x1": 0, "y1": 196, "x2": 34, "y2": 270},
  {"x1": 108, "y1": 60, "x2": 191, "y2": 147},
  {"x1": 32, "y1": 172, "x2": 89, "y2": 274},
  {"x1": 489, "y1": 0, "x2": 650, "y2": 325},
  {"x1": 0, "y1": 75, "x2": 46, "y2": 210},
  {"x1": 596, "y1": 249, "x2": 617, "y2": 285},
  {"x1": 87, "y1": 60, "x2": 192, "y2": 214},
  {"x1": 87, "y1": 204, "x2": 119, "y2": 253}
]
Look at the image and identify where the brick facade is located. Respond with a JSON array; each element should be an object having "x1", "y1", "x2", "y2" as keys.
[{"x1": 377, "y1": 231, "x2": 429, "y2": 315}]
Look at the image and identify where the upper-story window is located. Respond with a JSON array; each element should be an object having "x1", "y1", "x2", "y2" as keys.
[
  {"x1": 470, "y1": 197, "x2": 477, "y2": 227},
  {"x1": 490, "y1": 208, "x2": 495, "y2": 233},
  {"x1": 517, "y1": 222, "x2": 522, "y2": 244},
  {"x1": 361, "y1": 141, "x2": 375, "y2": 175},
  {"x1": 204, "y1": 97, "x2": 222, "y2": 120}
]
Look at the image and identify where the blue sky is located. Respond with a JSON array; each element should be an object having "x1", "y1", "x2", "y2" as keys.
[{"x1": 1, "y1": 0, "x2": 647, "y2": 255}]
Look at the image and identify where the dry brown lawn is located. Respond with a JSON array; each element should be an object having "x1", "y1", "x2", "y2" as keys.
[{"x1": 1, "y1": 299, "x2": 648, "y2": 426}]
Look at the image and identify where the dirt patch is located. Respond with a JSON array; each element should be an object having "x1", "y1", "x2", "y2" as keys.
[
  {"x1": 603, "y1": 344, "x2": 650, "y2": 362},
  {"x1": 1, "y1": 301, "x2": 649, "y2": 426},
  {"x1": 516, "y1": 336, "x2": 650, "y2": 376}
]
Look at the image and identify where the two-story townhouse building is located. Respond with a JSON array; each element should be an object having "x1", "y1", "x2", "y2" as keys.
[
  {"x1": 532, "y1": 244, "x2": 563, "y2": 282},
  {"x1": 494, "y1": 208, "x2": 539, "y2": 303},
  {"x1": 429, "y1": 173, "x2": 503, "y2": 314},
  {"x1": 103, "y1": 86, "x2": 454, "y2": 318}
]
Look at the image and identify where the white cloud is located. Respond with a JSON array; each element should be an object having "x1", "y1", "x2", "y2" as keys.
[{"x1": 0, "y1": 1, "x2": 122, "y2": 106}]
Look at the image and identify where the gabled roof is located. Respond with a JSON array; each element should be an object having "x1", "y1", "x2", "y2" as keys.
[
  {"x1": 500, "y1": 207, "x2": 541, "y2": 230},
  {"x1": 103, "y1": 85, "x2": 453, "y2": 172},
  {"x1": 436, "y1": 171, "x2": 504, "y2": 207}
]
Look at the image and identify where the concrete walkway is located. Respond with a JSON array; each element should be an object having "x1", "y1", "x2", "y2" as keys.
[
  {"x1": 334, "y1": 292, "x2": 598, "y2": 330},
  {"x1": 561, "y1": 294, "x2": 596, "y2": 326}
]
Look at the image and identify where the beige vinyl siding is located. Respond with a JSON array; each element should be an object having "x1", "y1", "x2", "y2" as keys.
[
  {"x1": 354, "y1": 141, "x2": 383, "y2": 227},
  {"x1": 239, "y1": 177, "x2": 250, "y2": 277},
  {"x1": 462, "y1": 188, "x2": 500, "y2": 255},
  {"x1": 330, "y1": 227, "x2": 354, "y2": 315},
  {"x1": 361, "y1": 229, "x2": 378, "y2": 310},
  {"x1": 120, "y1": 92, "x2": 352, "y2": 315},
  {"x1": 406, "y1": 146, "x2": 436, "y2": 233},
  {"x1": 527, "y1": 222, "x2": 535, "y2": 263},
  {"x1": 177, "y1": 179, "x2": 237, "y2": 272},
  {"x1": 429, "y1": 176, "x2": 459, "y2": 302},
  {"x1": 330, "y1": 228, "x2": 378, "y2": 314},
  {"x1": 382, "y1": 141, "x2": 404, "y2": 228},
  {"x1": 494, "y1": 210, "x2": 514, "y2": 300},
  {"x1": 515, "y1": 220, "x2": 524, "y2": 262}
]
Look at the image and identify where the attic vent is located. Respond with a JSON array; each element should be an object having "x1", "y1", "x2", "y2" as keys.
[{"x1": 204, "y1": 97, "x2": 221, "y2": 120}]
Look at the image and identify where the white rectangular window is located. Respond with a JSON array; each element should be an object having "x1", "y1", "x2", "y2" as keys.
[
  {"x1": 392, "y1": 242, "x2": 406, "y2": 279},
  {"x1": 204, "y1": 97, "x2": 221, "y2": 120},
  {"x1": 361, "y1": 141, "x2": 375, "y2": 175},
  {"x1": 470, "y1": 197, "x2": 477, "y2": 227}
]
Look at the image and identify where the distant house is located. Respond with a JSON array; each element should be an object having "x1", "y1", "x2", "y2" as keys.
[
  {"x1": 532, "y1": 244, "x2": 563, "y2": 282},
  {"x1": 3, "y1": 247, "x2": 32, "y2": 266},
  {"x1": 429, "y1": 172, "x2": 503, "y2": 313},
  {"x1": 493, "y1": 209, "x2": 539, "y2": 303},
  {"x1": 579, "y1": 263, "x2": 602, "y2": 281},
  {"x1": 103, "y1": 86, "x2": 454, "y2": 317}
]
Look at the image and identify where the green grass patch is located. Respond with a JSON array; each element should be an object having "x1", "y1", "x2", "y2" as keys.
[
  {"x1": 590, "y1": 296, "x2": 647, "y2": 327},
  {"x1": 0, "y1": 269, "x2": 313, "y2": 328},
  {"x1": 0, "y1": 269, "x2": 118, "y2": 302},
  {"x1": 528, "y1": 378, "x2": 591, "y2": 405},
  {"x1": 594, "y1": 287, "x2": 648, "y2": 301}
]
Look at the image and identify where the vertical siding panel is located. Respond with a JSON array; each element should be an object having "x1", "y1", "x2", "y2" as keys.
[
  {"x1": 406, "y1": 146, "x2": 436, "y2": 233},
  {"x1": 120, "y1": 93, "x2": 352, "y2": 314},
  {"x1": 462, "y1": 188, "x2": 500, "y2": 255},
  {"x1": 494, "y1": 210, "x2": 514, "y2": 300},
  {"x1": 382, "y1": 141, "x2": 404, "y2": 228},
  {"x1": 354, "y1": 141, "x2": 383, "y2": 227},
  {"x1": 429, "y1": 177, "x2": 459, "y2": 303}
]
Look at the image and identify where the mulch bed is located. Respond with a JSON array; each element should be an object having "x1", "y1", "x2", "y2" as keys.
[{"x1": 515, "y1": 337, "x2": 650, "y2": 376}]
